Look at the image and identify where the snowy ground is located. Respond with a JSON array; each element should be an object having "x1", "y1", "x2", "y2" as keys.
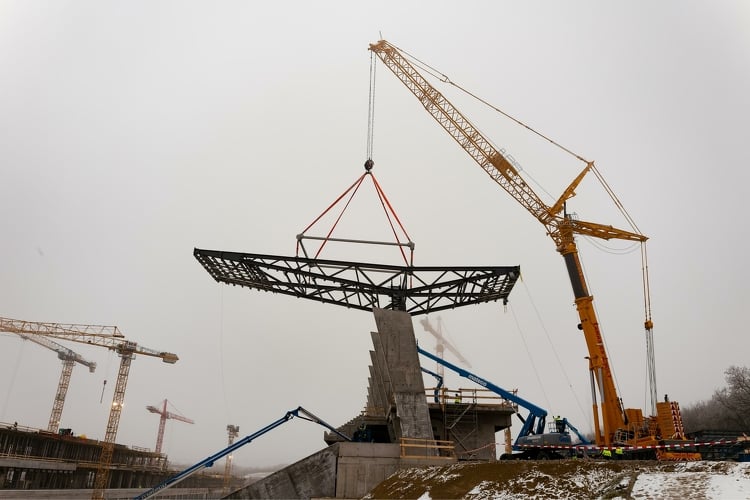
[
  {"x1": 367, "y1": 460, "x2": 750, "y2": 499},
  {"x1": 627, "y1": 461, "x2": 749, "y2": 500}
]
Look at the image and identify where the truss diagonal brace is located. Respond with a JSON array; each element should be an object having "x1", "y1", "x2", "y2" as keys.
[{"x1": 194, "y1": 248, "x2": 520, "y2": 316}]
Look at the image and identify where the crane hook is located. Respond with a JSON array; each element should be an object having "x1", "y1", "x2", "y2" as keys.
[{"x1": 364, "y1": 159, "x2": 374, "y2": 172}]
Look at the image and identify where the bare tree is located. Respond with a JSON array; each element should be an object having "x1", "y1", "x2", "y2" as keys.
[{"x1": 682, "y1": 365, "x2": 750, "y2": 432}]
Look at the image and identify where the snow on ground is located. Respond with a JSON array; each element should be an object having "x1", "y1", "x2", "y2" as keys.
[
  {"x1": 368, "y1": 460, "x2": 750, "y2": 499},
  {"x1": 629, "y1": 461, "x2": 750, "y2": 500}
]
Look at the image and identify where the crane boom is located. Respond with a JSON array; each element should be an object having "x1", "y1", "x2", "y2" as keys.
[
  {"x1": 369, "y1": 40, "x2": 653, "y2": 448},
  {"x1": 0, "y1": 317, "x2": 178, "y2": 362},
  {"x1": 12, "y1": 333, "x2": 97, "y2": 372},
  {"x1": 0, "y1": 316, "x2": 178, "y2": 498}
]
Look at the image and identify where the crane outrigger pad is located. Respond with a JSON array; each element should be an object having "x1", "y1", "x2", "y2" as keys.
[{"x1": 194, "y1": 248, "x2": 520, "y2": 316}]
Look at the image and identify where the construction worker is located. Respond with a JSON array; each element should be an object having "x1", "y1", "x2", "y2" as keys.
[
  {"x1": 602, "y1": 448, "x2": 612, "y2": 459},
  {"x1": 615, "y1": 447, "x2": 624, "y2": 460},
  {"x1": 555, "y1": 416, "x2": 565, "y2": 433},
  {"x1": 354, "y1": 422, "x2": 372, "y2": 442},
  {"x1": 454, "y1": 392, "x2": 462, "y2": 404}
]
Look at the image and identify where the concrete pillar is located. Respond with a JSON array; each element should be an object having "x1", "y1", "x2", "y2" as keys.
[{"x1": 372, "y1": 308, "x2": 433, "y2": 442}]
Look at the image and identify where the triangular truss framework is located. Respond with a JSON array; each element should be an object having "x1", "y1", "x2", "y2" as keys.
[{"x1": 194, "y1": 249, "x2": 520, "y2": 316}]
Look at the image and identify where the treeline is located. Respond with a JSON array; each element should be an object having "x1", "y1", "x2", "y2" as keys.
[{"x1": 681, "y1": 365, "x2": 750, "y2": 432}]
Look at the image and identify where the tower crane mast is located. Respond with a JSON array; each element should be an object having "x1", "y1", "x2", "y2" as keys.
[
  {"x1": 4, "y1": 332, "x2": 96, "y2": 433},
  {"x1": 368, "y1": 40, "x2": 683, "y2": 453},
  {"x1": 0, "y1": 316, "x2": 178, "y2": 499},
  {"x1": 419, "y1": 316, "x2": 471, "y2": 378},
  {"x1": 223, "y1": 424, "x2": 240, "y2": 495},
  {"x1": 146, "y1": 399, "x2": 194, "y2": 454}
]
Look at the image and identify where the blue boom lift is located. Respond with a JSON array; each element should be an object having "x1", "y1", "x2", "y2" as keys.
[
  {"x1": 418, "y1": 346, "x2": 590, "y2": 458},
  {"x1": 134, "y1": 406, "x2": 350, "y2": 499}
]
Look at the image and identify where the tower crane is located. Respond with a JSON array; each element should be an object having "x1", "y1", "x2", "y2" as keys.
[
  {"x1": 419, "y1": 316, "x2": 471, "y2": 378},
  {"x1": 369, "y1": 40, "x2": 693, "y2": 456},
  {"x1": 223, "y1": 424, "x2": 240, "y2": 495},
  {"x1": 146, "y1": 399, "x2": 194, "y2": 455},
  {"x1": 4, "y1": 332, "x2": 97, "y2": 433},
  {"x1": 0, "y1": 316, "x2": 178, "y2": 499}
]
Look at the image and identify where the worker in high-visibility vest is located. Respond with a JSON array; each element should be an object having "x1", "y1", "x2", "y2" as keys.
[
  {"x1": 602, "y1": 449, "x2": 612, "y2": 459},
  {"x1": 615, "y1": 447, "x2": 624, "y2": 460}
]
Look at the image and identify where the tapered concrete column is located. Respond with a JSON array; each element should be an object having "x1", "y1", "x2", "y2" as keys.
[{"x1": 372, "y1": 307, "x2": 433, "y2": 442}]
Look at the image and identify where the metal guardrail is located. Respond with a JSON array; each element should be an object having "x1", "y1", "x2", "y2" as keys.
[{"x1": 424, "y1": 387, "x2": 519, "y2": 409}]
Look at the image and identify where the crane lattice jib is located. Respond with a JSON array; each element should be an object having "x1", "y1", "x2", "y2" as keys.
[
  {"x1": 368, "y1": 40, "x2": 647, "y2": 248},
  {"x1": 369, "y1": 41, "x2": 554, "y2": 231},
  {"x1": 14, "y1": 332, "x2": 97, "y2": 370},
  {"x1": 0, "y1": 318, "x2": 123, "y2": 338},
  {"x1": 0, "y1": 317, "x2": 178, "y2": 363}
]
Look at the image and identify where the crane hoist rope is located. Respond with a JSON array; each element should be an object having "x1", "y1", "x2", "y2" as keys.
[
  {"x1": 296, "y1": 163, "x2": 415, "y2": 267},
  {"x1": 366, "y1": 48, "x2": 378, "y2": 161},
  {"x1": 515, "y1": 280, "x2": 591, "y2": 428}
]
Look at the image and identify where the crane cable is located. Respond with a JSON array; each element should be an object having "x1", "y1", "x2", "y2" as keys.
[
  {"x1": 395, "y1": 44, "x2": 657, "y2": 356},
  {"x1": 393, "y1": 43, "x2": 647, "y2": 243},
  {"x1": 508, "y1": 302, "x2": 552, "y2": 413},
  {"x1": 516, "y1": 280, "x2": 591, "y2": 430},
  {"x1": 390, "y1": 42, "x2": 590, "y2": 165},
  {"x1": 296, "y1": 49, "x2": 413, "y2": 266},
  {"x1": 389, "y1": 41, "x2": 659, "y2": 419},
  {"x1": 366, "y1": 49, "x2": 377, "y2": 162}
]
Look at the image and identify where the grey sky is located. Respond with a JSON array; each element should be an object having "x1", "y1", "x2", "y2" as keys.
[{"x1": 1, "y1": 1, "x2": 748, "y2": 468}]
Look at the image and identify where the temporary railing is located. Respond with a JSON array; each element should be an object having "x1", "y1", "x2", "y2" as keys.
[{"x1": 399, "y1": 437, "x2": 455, "y2": 459}]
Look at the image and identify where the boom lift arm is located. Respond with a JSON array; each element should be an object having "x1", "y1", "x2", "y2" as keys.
[
  {"x1": 370, "y1": 40, "x2": 648, "y2": 447},
  {"x1": 419, "y1": 346, "x2": 556, "y2": 445},
  {"x1": 134, "y1": 406, "x2": 351, "y2": 500},
  {"x1": 419, "y1": 346, "x2": 590, "y2": 451}
]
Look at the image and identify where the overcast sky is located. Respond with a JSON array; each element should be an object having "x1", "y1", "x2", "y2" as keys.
[{"x1": 1, "y1": 1, "x2": 749, "y2": 470}]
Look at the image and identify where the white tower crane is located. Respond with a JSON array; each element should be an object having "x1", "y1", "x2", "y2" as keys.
[
  {"x1": 419, "y1": 316, "x2": 471, "y2": 378},
  {"x1": 6, "y1": 332, "x2": 97, "y2": 433}
]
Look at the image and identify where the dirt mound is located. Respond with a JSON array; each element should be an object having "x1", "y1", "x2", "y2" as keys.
[{"x1": 365, "y1": 459, "x2": 749, "y2": 499}]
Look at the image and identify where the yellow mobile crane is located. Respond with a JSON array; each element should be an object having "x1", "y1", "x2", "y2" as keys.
[
  {"x1": 0, "y1": 317, "x2": 178, "y2": 498},
  {"x1": 369, "y1": 40, "x2": 695, "y2": 459},
  {"x1": 4, "y1": 332, "x2": 97, "y2": 433}
]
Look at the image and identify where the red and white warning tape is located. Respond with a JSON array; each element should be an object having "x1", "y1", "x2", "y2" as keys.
[{"x1": 513, "y1": 439, "x2": 743, "y2": 451}]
